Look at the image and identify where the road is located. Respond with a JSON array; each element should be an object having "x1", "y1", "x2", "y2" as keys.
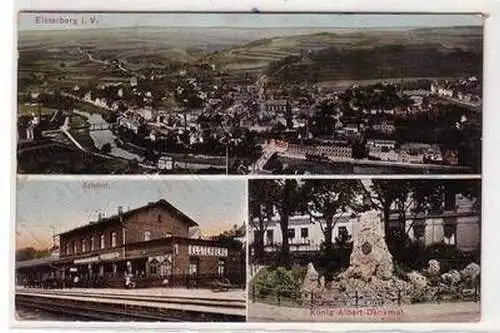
[
  {"x1": 436, "y1": 95, "x2": 481, "y2": 112},
  {"x1": 86, "y1": 52, "x2": 146, "y2": 79}
]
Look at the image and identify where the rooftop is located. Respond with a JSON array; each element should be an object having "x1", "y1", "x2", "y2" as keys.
[{"x1": 58, "y1": 199, "x2": 199, "y2": 237}]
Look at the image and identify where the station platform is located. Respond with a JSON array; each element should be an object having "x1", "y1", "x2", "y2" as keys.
[
  {"x1": 15, "y1": 286, "x2": 246, "y2": 302},
  {"x1": 16, "y1": 287, "x2": 247, "y2": 319}
]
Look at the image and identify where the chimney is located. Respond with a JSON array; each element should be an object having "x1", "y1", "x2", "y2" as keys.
[
  {"x1": 118, "y1": 206, "x2": 123, "y2": 215},
  {"x1": 97, "y1": 212, "x2": 103, "y2": 221}
]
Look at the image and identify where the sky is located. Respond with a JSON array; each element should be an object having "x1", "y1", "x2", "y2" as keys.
[
  {"x1": 17, "y1": 13, "x2": 483, "y2": 31},
  {"x1": 16, "y1": 178, "x2": 246, "y2": 250}
]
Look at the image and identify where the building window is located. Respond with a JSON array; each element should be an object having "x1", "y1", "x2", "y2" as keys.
[
  {"x1": 287, "y1": 228, "x2": 295, "y2": 239},
  {"x1": 100, "y1": 234, "x2": 105, "y2": 249},
  {"x1": 266, "y1": 229, "x2": 274, "y2": 244},
  {"x1": 144, "y1": 231, "x2": 151, "y2": 241},
  {"x1": 300, "y1": 228, "x2": 309, "y2": 239},
  {"x1": 217, "y1": 259, "x2": 225, "y2": 276},
  {"x1": 413, "y1": 220, "x2": 426, "y2": 241},
  {"x1": 90, "y1": 237, "x2": 95, "y2": 251},
  {"x1": 337, "y1": 226, "x2": 349, "y2": 239},
  {"x1": 73, "y1": 241, "x2": 77, "y2": 254},
  {"x1": 111, "y1": 232, "x2": 117, "y2": 248},
  {"x1": 81, "y1": 239, "x2": 87, "y2": 253},
  {"x1": 66, "y1": 243, "x2": 71, "y2": 255},
  {"x1": 157, "y1": 214, "x2": 162, "y2": 224},
  {"x1": 443, "y1": 217, "x2": 457, "y2": 245}
]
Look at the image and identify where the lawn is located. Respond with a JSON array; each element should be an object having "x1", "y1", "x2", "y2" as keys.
[{"x1": 18, "y1": 104, "x2": 57, "y2": 117}]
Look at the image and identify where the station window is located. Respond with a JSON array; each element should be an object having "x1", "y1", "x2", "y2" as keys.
[
  {"x1": 111, "y1": 232, "x2": 117, "y2": 248},
  {"x1": 287, "y1": 228, "x2": 295, "y2": 239},
  {"x1": 90, "y1": 236, "x2": 95, "y2": 251},
  {"x1": 188, "y1": 258, "x2": 199, "y2": 275},
  {"x1": 81, "y1": 239, "x2": 87, "y2": 253},
  {"x1": 300, "y1": 228, "x2": 309, "y2": 239},
  {"x1": 100, "y1": 234, "x2": 105, "y2": 249},
  {"x1": 144, "y1": 231, "x2": 151, "y2": 241},
  {"x1": 217, "y1": 259, "x2": 225, "y2": 276},
  {"x1": 66, "y1": 243, "x2": 71, "y2": 255},
  {"x1": 72, "y1": 241, "x2": 77, "y2": 254},
  {"x1": 149, "y1": 259, "x2": 159, "y2": 276},
  {"x1": 253, "y1": 230, "x2": 259, "y2": 242}
]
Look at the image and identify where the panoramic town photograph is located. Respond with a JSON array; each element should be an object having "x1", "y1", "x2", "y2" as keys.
[
  {"x1": 16, "y1": 13, "x2": 482, "y2": 175},
  {"x1": 248, "y1": 178, "x2": 481, "y2": 321},
  {"x1": 14, "y1": 178, "x2": 246, "y2": 321}
]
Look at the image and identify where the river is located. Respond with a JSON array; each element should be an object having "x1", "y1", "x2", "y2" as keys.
[{"x1": 73, "y1": 110, "x2": 143, "y2": 161}]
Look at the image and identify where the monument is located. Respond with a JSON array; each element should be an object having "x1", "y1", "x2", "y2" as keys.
[
  {"x1": 303, "y1": 210, "x2": 414, "y2": 305},
  {"x1": 345, "y1": 210, "x2": 393, "y2": 281},
  {"x1": 301, "y1": 210, "x2": 481, "y2": 307}
]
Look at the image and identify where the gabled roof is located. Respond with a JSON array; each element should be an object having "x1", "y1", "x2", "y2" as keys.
[{"x1": 58, "y1": 199, "x2": 199, "y2": 237}]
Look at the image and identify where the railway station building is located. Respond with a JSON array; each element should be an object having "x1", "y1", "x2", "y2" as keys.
[{"x1": 16, "y1": 199, "x2": 246, "y2": 289}]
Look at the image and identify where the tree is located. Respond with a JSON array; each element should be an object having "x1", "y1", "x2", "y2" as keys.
[
  {"x1": 248, "y1": 180, "x2": 275, "y2": 262},
  {"x1": 334, "y1": 226, "x2": 353, "y2": 270},
  {"x1": 309, "y1": 100, "x2": 337, "y2": 137},
  {"x1": 16, "y1": 247, "x2": 50, "y2": 261},
  {"x1": 302, "y1": 179, "x2": 361, "y2": 253},
  {"x1": 257, "y1": 179, "x2": 303, "y2": 268},
  {"x1": 361, "y1": 179, "x2": 411, "y2": 239}
]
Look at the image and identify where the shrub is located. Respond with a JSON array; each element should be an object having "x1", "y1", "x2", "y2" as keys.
[
  {"x1": 391, "y1": 240, "x2": 475, "y2": 274},
  {"x1": 291, "y1": 265, "x2": 307, "y2": 283},
  {"x1": 312, "y1": 241, "x2": 353, "y2": 279},
  {"x1": 423, "y1": 243, "x2": 468, "y2": 271},
  {"x1": 250, "y1": 266, "x2": 303, "y2": 299}
]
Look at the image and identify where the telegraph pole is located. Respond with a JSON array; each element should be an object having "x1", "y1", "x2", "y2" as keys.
[{"x1": 50, "y1": 225, "x2": 56, "y2": 247}]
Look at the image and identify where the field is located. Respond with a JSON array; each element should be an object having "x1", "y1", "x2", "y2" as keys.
[
  {"x1": 18, "y1": 104, "x2": 57, "y2": 116},
  {"x1": 17, "y1": 25, "x2": 483, "y2": 92}
]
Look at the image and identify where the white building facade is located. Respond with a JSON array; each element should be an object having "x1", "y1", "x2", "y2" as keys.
[{"x1": 250, "y1": 193, "x2": 480, "y2": 256}]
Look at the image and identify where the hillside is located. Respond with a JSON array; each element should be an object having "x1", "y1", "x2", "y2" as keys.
[
  {"x1": 17, "y1": 25, "x2": 483, "y2": 86},
  {"x1": 213, "y1": 26, "x2": 482, "y2": 80}
]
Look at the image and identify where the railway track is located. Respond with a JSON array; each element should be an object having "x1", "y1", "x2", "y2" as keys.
[{"x1": 16, "y1": 291, "x2": 246, "y2": 322}]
